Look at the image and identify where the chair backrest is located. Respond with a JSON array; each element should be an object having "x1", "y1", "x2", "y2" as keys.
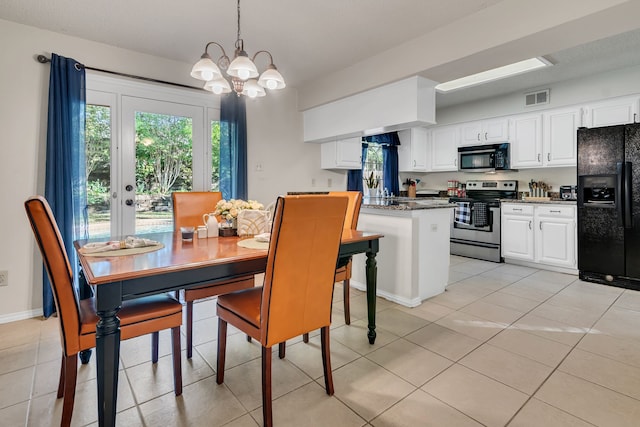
[
  {"x1": 172, "y1": 191, "x2": 223, "y2": 229},
  {"x1": 24, "y1": 196, "x2": 81, "y2": 355},
  {"x1": 260, "y1": 195, "x2": 347, "y2": 347},
  {"x1": 328, "y1": 191, "x2": 362, "y2": 230}
]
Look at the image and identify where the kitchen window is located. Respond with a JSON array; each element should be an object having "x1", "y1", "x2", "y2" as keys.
[{"x1": 363, "y1": 143, "x2": 383, "y2": 191}]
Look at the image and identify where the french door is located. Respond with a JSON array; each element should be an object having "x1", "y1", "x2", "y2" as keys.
[{"x1": 86, "y1": 82, "x2": 215, "y2": 238}]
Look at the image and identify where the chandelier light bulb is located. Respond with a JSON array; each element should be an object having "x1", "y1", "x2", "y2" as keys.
[
  {"x1": 201, "y1": 70, "x2": 214, "y2": 81},
  {"x1": 266, "y1": 79, "x2": 278, "y2": 90},
  {"x1": 237, "y1": 69, "x2": 250, "y2": 80}
]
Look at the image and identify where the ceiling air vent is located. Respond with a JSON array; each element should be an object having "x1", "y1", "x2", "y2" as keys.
[{"x1": 524, "y1": 89, "x2": 550, "y2": 107}]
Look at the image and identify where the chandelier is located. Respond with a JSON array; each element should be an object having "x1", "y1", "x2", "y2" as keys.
[{"x1": 190, "y1": 0, "x2": 286, "y2": 98}]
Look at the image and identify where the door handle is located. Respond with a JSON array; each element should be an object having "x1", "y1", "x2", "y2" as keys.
[
  {"x1": 125, "y1": 199, "x2": 134, "y2": 206},
  {"x1": 125, "y1": 184, "x2": 134, "y2": 192}
]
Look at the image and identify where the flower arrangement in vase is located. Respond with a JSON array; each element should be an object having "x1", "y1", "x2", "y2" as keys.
[{"x1": 214, "y1": 199, "x2": 265, "y2": 236}]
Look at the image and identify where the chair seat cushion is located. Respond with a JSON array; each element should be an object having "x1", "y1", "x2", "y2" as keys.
[
  {"x1": 217, "y1": 287, "x2": 262, "y2": 328},
  {"x1": 79, "y1": 294, "x2": 182, "y2": 336}
]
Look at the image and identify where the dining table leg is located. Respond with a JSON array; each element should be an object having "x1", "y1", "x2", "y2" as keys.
[
  {"x1": 365, "y1": 244, "x2": 379, "y2": 344},
  {"x1": 95, "y1": 283, "x2": 122, "y2": 427}
]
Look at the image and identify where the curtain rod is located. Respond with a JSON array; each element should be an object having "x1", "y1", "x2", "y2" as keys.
[{"x1": 36, "y1": 54, "x2": 205, "y2": 92}]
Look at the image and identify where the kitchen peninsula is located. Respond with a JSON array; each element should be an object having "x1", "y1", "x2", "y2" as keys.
[{"x1": 351, "y1": 198, "x2": 455, "y2": 307}]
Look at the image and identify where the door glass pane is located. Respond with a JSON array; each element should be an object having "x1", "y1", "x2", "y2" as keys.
[
  {"x1": 86, "y1": 104, "x2": 111, "y2": 239},
  {"x1": 211, "y1": 120, "x2": 220, "y2": 191},
  {"x1": 134, "y1": 112, "x2": 193, "y2": 233}
]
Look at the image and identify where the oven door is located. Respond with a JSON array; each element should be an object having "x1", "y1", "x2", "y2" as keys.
[{"x1": 451, "y1": 206, "x2": 501, "y2": 245}]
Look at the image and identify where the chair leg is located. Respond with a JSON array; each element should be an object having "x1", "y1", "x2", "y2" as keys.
[
  {"x1": 186, "y1": 300, "x2": 194, "y2": 359},
  {"x1": 262, "y1": 346, "x2": 273, "y2": 427},
  {"x1": 171, "y1": 326, "x2": 182, "y2": 396},
  {"x1": 60, "y1": 354, "x2": 78, "y2": 427},
  {"x1": 151, "y1": 331, "x2": 159, "y2": 363},
  {"x1": 320, "y1": 326, "x2": 334, "y2": 396},
  {"x1": 56, "y1": 353, "x2": 65, "y2": 398},
  {"x1": 216, "y1": 318, "x2": 227, "y2": 385},
  {"x1": 302, "y1": 333, "x2": 309, "y2": 343},
  {"x1": 343, "y1": 279, "x2": 350, "y2": 325},
  {"x1": 278, "y1": 342, "x2": 285, "y2": 359}
]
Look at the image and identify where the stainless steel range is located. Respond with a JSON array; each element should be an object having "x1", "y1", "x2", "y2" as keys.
[{"x1": 450, "y1": 180, "x2": 518, "y2": 262}]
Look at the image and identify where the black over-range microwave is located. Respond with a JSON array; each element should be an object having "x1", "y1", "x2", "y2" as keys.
[{"x1": 457, "y1": 143, "x2": 512, "y2": 172}]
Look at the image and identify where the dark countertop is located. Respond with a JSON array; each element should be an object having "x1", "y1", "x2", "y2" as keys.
[
  {"x1": 362, "y1": 197, "x2": 456, "y2": 211},
  {"x1": 502, "y1": 199, "x2": 577, "y2": 205}
]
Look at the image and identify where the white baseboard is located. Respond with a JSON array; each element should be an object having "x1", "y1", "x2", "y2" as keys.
[
  {"x1": 0, "y1": 308, "x2": 43, "y2": 324},
  {"x1": 349, "y1": 280, "x2": 422, "y2": 308},
  {"x1": 503, "y1": 259, "x2": 578, "y2": 276}
]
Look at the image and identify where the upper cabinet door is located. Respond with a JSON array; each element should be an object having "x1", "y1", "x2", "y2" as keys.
[
  {"x1": 509, "y1": 114, "x2": 543, "y2": 168},
  {"x1": 398, "y1": 128, "x2": 430, "y2": 172},
  {"x1": 460, "y1": 121, "x2": 483, "y2": 145},
  {"x1": 320, "y1": 137, "x2": 362, "y2": 169},
  {"x1": 431, "y1": 125, "x2": 459, "y2": 171},
  {"x1": 584, "y1": 95, "x2": 640, "y2": 127},
  {"x1": 543, "y1": 106, "x2": 581, "y2": 167},
  {"x1": 459, "y1": 118, "x2": 509, "y2": 145}
]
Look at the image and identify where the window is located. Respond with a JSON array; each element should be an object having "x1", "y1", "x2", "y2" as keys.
[{"x1": 363, "y1": 143, "x2": 383, "y2": 191}]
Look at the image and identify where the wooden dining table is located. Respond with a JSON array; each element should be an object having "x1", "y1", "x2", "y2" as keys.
[{"x1": 74, "y1": 229, "x2": 382, "y2": 427}]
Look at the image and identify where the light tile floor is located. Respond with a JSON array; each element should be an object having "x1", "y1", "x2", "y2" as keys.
[{"x1": 2, "y1": 256, "x2": 640, "y2": 426}]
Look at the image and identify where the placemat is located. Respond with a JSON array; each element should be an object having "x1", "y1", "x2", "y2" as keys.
[
  {"x1": 237, "y1": 238, "x2": 269, "y2": 250},
  {"x1": 79, "y1": 244, "x2": 164, "y2": 257}
]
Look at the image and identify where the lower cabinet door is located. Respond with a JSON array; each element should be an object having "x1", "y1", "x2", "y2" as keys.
[
  {"x1": 536, "y1": 218, "x2": 576, "y2": 268},
  {"x1": 501, "y1": 214, "x2": 534, "y2": 260}
]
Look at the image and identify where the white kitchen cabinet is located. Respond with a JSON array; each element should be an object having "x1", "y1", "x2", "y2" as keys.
[
  {"x1": 430, "y1": 125, "x2": 459, "y2": 171},
  {"x1": 584, "y1": 95, "x2": 640, "y2": 127},
  {"x1": 320, "y1": 137, "x2": 362, "y2": 169},
  {"x1": 460, "y1": 118, "x2": 509, "y2": 145},
  {"x1": 398, "y1": 127, "x2": 430, "y2": 172},
  {"x1": 501, "y1": 204, "x2": 535, "y2": 261},
  {"x1": 535, "y1": 205, "x2": 576, "y2": 269},
  {"x1": 510, "y1": 107, "x2": 580, "y2": 169},
  {"x1": 502, "y1": 203, "x2": 577, "y2": 271},
  {"x1": 543, "y1": 106, "x2": 580, "y2": 167},
  {"x1": 509, "y1": 114, "x2": 543, "y2": 168}
]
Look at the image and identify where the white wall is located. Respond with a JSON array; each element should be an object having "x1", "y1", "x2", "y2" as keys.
[{"x1": 0, "y1": 19, "x2": 326, "y2": 321}]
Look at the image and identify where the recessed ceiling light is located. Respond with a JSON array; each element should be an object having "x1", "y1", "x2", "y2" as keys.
[{"x1": 435, "y1": 57, "x2": 552, "y2": 93}]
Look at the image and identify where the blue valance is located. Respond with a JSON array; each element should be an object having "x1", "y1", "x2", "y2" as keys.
[{"x1": 363, "y1": 132, "x2": 400, "y2": 146}]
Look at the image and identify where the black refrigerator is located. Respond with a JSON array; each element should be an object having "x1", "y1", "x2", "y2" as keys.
[{"x1": 577, "y1": 123, "x2": 640, "y2": 290}]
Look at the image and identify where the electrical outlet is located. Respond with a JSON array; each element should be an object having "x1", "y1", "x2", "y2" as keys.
[{"x1": 0, "y1": 270, "x2": 7, "y2": 287}]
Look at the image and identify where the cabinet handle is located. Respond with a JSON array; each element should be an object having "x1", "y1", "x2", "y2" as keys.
[
  {"x1": 538, "y1": 153, "x2": 541, "y2": 162},
  {"x1": 539, "y1": 221, "x2": 542, "y2": 230},
  {"x1": 454, "y1": 158, "x2": 457, "y2": 166},
  {"x1": 477, "y1": 133, "x2": 480, "y2": 141},
  {"x1": 413, "y1": 160, "x2": 416, "y2": 167},
  {"x1": 513, "y1": 208, "x2": 522, "y2": 211},
  {"x1": 550, "y1": 210, "x2": 561, "y2": 213},
  {"x1": 547, "y1": 153, "x2": 551, "y2": 162},
  {"x1": 485, "y1": 132, "x2": 488, "y2": 140},
  {"x1": 529, "y1": 220, "x2": 532, "y2": 230},
  {"x1": 635, "y1": 113, "x2": 637, "y2": 123}
]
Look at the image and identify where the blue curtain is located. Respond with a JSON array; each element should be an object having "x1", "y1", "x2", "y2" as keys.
[
  {"x1": 44, "y1": 53, "x2": 87, "y2": 318},
  {"x1": 219, "y1": 94, "x2": 248, "y2": 200},
  {"x1": 382, "y1": 145, "x2": 400, "y2": 196},
  {"x1": 347, "y1": 142, "x2": 368, "y2": 192}
]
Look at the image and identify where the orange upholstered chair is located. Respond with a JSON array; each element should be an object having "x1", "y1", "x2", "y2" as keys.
[
  {"x1": 216, "y1": 195, "x2": 348, "y2": 427},
  {"x1": 171, "y1": 191, "x2": 255, "y2": 358},
  {"x1": 25, "y1": 196, "x2": 182, "y2": 427}
]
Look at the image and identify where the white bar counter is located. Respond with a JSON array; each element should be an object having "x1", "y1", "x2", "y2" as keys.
[{"x1": 351, "y1": 198, "x2": 455, "y2": 307}]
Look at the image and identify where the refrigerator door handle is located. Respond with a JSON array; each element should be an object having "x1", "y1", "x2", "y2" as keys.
[
  {"x1": 624, "y1": 161, "x2": 633, "y2": 229},
  {"x1": 617, "y1": 162, "x2": 624, "y2": 227}
]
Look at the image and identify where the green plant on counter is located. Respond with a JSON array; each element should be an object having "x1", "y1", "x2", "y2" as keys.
[{"x1": 364, "y1": 171, "x2": 379, "y2": 189}]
